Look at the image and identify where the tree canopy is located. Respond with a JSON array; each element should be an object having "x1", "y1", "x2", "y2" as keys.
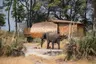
[{"x1": 2, "y1": 0, "x2": 94, "y2": 31}]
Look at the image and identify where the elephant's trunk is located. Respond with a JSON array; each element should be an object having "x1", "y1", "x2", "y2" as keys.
[{"x1": 41, "y1": 33, "x2": 46, "y2": 48}]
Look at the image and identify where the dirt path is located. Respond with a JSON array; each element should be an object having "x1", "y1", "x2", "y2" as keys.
[
  {"x1": 23, "y1": 43, "x2": 63, "y2": 59},
  {"x1": 10, "y1": 43, "x2": 94, "y2": 64}
]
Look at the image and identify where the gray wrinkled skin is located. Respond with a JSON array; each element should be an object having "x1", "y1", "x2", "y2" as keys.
[{"x1": 41, "y1": 32, "x2": 67, "y2": 49}]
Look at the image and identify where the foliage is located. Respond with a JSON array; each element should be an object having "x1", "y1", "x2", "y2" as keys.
[
  {"x1": 12, "y1": 3, "x2": 25, "y2": 22},
  {"x1": 3, "y1": 0, "x2": 92, "y2": 29},
  {"x1": 32, "y1": 12, "x2": 48, "y2": 23},
  {"x1": 0, "y1": 14, "x2": 5, "y2": 26},
  {"x1": 48, "y1": 0, "x2": 61, "y2": 7},
  {"x1": 4, "y1": 0, "x2": 12, "y2": 11},
  {"x1": 31, "y1": 0, "x2": 49, "y2": 23},
  {"x1": 12, "y1": 0, "x2": 17, "y2": 19},
  {"x1": 40, "y1": 0, "x2": 90, "y2": 25},
  {"x1": 33, "y1": 2, "x2": 42, "y2": 11},
  {"x1": 61, "y1": 0, "x2": 87, "y2": 21},
  {"x1": 64, "y1": 32, "x2": 96, "y2": 60}
]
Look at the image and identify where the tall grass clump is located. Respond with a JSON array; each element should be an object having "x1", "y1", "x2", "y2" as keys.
[
  {"x1": 64, "y1": 32, "x2": 96, "y2": 60},
  {"x1": 0, "y1": 37, "x2": 25, "y2": 56},
  {"x1": 0, "y1": 30, "x2": 26, "y2": 56}
]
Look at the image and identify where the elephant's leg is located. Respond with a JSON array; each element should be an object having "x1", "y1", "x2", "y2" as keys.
[
  {"x1": 41, "y1": 39, "x2": 44, "y2": 47},
  {"x1": 52, "y1": 42, "x2": 54, "y2": 49},
  {"x1": 57, "y1": 42, "x2": 60, "y2": 49},
  {"x1": 47, "y1": 41, "x2": 50, "y2": 49}
]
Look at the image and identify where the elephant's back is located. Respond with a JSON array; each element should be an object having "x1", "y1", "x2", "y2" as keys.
[{"x1": 46, "y1": 32, "x2": 59, "y2": 41}]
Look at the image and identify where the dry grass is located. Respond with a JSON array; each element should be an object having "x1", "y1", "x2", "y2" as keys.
[
  {"x1": 0, "y1": 30, "x2": 26, "y2": 56},
  {"x1": 55, "y1": 54, "x2": 96, "y2": 64},
  {"x1": 27, "y1": 55, "x2": 57, "y2": 64},
  {"x1": 0, "y1": 55, "x2": 56, "y2": 64},
  {"x1": 55, "y1": 54, "x2": 66, "y2": 60},
  {"x1": 0, "y1": 57, "x2": 33, "y2": 64},
  {"x1": 0, "y1": 55, "x2": 96, "y2": 64}
]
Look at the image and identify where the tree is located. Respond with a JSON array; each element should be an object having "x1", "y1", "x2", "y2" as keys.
[
  {"x1": 12, "y1": 0, "x2": 18, "y2": 34},
  {"x1": 19, "y1": 0, "x2": 34, "y2": 27},
  {"x1": 12, "y1": 3, "x2": 25, "y2": 23},
  {"x1": 19, "y1": 0, "x2": 48, "y2": 27},
  {"x1": 3, "y1": 0, "x2": 92, "y2": 32},
  {"x1": 92, "y1": 0, "x2": 96, "y2": 35},
  {"x1": 41, "y1": 0, "x2": 88, "y2": 22},
  {"x1": 4, "y1": 0, "x2": 12, "y2": 32}
]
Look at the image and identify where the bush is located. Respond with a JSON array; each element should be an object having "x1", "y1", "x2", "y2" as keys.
[
  {"x1": 0, "y1": 38, "x2": 25, "y2": 56},
  {"x1": 64, "y1": 32, "x2": 96, "y2": 60},
  {"x1": 0, "y1": 30, "x2": 26, "y2": 56},
  {"x1": 10, "y1": 41, "x2": 25, "y2": 56},
  {"x1": 32, "y1": 38, "x2": 41, "y2": 43}
]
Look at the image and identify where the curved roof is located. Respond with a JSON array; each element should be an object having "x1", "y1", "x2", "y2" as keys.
[{"x1": 30, "y1": 22, "x2": 57, "y2": 33}]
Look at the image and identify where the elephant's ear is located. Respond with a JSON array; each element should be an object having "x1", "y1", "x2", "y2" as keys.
[{"x1": 42, "y1": 33, "x2": 46, "y2": 39}]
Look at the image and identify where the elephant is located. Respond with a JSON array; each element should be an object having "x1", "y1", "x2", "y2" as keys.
[{"x1": 41, "y1": 32, "x2": 67, "y2": 49}]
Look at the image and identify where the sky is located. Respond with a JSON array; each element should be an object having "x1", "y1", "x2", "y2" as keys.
[{"x1": 0, "y1": 0, "x2": 15, "y2": 31}]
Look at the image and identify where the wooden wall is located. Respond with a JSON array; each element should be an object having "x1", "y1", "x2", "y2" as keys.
[
  {"x1": 59, "y1": 24, "x2": 69, "y2": 35},
  {"x1": 59, "y1": 24, "x2": 78, "y2": 36},
  {"x1": 58, "y1": 23, "x2": 84, "y2": 37},
  {"x1": 77, "y1": 24, "x2": 84, "y2": 37}
]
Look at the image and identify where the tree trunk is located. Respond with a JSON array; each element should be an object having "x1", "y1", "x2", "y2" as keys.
[
  {"x1": 8, "y1": 9, "x2": 11, "y2": 32},
  {"x1": 14, "y1": 0, "x2": 18, "y2": 35},
  {"x1": 7, "y1": 0, "x2": 12, "y2": 32},
  {"x1": 68, "y1": 1, "x2": 73, "y2": 40},
  {"x1": 25, "y1": 0, "x2": 29, "y2": 27},
  {"x1": 83, "y1": 0, "x2": 88, "y2": 36},
  {"x1": 47, "y1": 7, "x2": 50, "y2": 18},
  {"x1": 92, "y1": 0, "x2": 96, "y2": 35},
  {"x1": 15, "y1": 18, "x2": 18, "y2": 35},
  {"x1": 29, "y1": 0, "x2": 32, "y2": 27}
]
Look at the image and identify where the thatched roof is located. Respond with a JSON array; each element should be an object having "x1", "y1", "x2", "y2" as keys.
[
  {"x1": 30, "y1": 22, "x2": 57, "y2": 33},
  {"x1": 49, "y1": 19, "x2": 82, "y2": 24}
]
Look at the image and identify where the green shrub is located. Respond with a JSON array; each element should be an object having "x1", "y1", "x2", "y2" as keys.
[
  {"x1": 32, "y1": 38, "x2": 41, "y2": 43},
  {"x1": 64, "y1": 32, "x2": 96, "y2": 60}
]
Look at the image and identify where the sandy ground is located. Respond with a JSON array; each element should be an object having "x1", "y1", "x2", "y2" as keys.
[{"x1": 0, "y1": 55, "x2": 96, "y2": 64}]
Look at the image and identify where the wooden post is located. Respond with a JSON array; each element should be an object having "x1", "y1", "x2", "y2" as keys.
[
  {"x1": 68, "y1": 23, "x2": 71, "y2": 40},
  {"x1": 57, "y1": 23, "x2": 60, "y2": 34}
]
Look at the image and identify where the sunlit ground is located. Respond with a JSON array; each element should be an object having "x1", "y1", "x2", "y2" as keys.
[{"x1": 0, "y1": 55, "x2": 96, "y2": 64}]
